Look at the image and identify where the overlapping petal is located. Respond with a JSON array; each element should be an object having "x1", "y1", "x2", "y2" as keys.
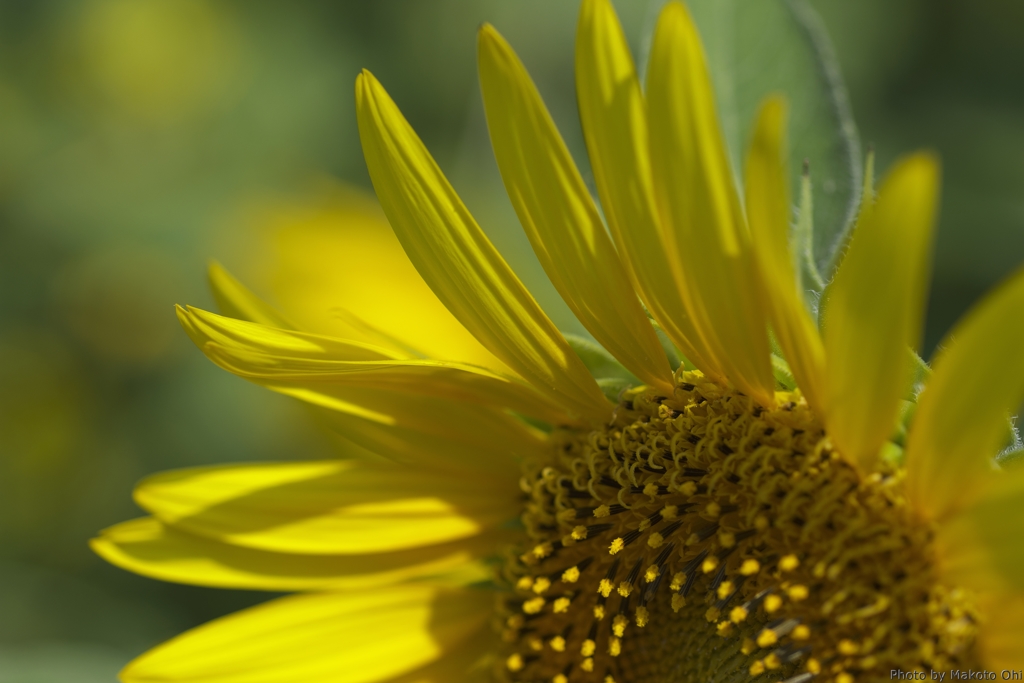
[
  {"x1": 179, "y1": 305, "x2": 573, "y2": 425},
  {"x1": 575, "y1": 0, "x2": 716, "y2": 376},
  {"x1": 120, "y1": 584, "x2": 493, "y2": 683},
  {"x1": 356, "y1": 69, "x2": 611, "y2": 422},
  {"x1": 91, "y1": 517, "x2": 494, "y2": 592},
  {"x1": 477, "y1": 23, "x2": 672, "y2": 394},
  {"x1": 133, "y1": 461, "x2": 519, "y2": 555},
  {"x1": 905, "y1": 267, "x2": 1024, "y2": 520},
  {"x1": 824, "y1": 153, "x2": 939, "y2": 471},
  {"x1": 745, "y1": 97, "x2": 826, "y2": 414},
  {"x1": 646, "y1": 1, "x2": 775, "y2": 406}
]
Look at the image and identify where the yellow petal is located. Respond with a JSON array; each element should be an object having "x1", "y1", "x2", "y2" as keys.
[
  {"x1": 356, "y1": 69, "x2": 610, "y2": 422},
  {"x1": 120, "y1": 584, "x2": 492, "y2": 683},
  {"x1": 574, "y1": 0, "x2": 716, "y2": 375},
  {"x1": 934, "y1": 467, "x2": 1024, "y2": 667},
  {"x1": 180, "y1": 305, "x2": 572, "y2": 425},
  {"x1": 134, "y1": 460, "x2": 519, "y2": 554},
  {"x1": 241, "y1": 184, "x2": 510, "y2": 373},
  {"x1": 824, "y1": 153, "x2": 940, "y2": 471},
  {"x1": 308, "y1": 388, "x2": 539, "y2": 482},
  {"x1": 91, "y1": 516, "x2": 494, "y2": 592},
  {"x1": 477, "y1": 24, "x2": 672, "y2": 393},
  {"x1": 179, "y1": 304, "x2": 399, "y2": 361},
  {"x1": 646, "y1": 2, "x2": 775, "y2": 405},
  {"x1": 208, "y1": 261, "x2": 295, "y2": 329},
  {"x1": 905, "y1": 266, "x2": 1024, "y2": 520},
  {"x1": 745, "y1": 97, "x2": 826, "y2": 414}
]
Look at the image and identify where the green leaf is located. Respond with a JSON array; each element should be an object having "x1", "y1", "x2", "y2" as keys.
[{"x1": 640, "y1": 0, "x2": 862, "y2": 282}]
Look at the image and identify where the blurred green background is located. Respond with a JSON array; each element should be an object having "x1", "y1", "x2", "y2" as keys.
[{"x1": 1, "y1": 0, "x2": 1022, "y2": 680}]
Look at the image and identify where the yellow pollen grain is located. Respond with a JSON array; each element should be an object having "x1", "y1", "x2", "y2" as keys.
[
  {"x1": 593, "y1": 604, "x2": 605, "y2": 620},
  {"x1": 716, "y1": 620, "x2": 733, "y2": 636},
  {"x1": 552, "y1": 597, "x2": 571, "y2": 613},
  {"x1": 836, "y1": 673, "x2": 854, "y2": 683},
  {"x1": 549, "y1": 635, "x2": 566, "y2": 652},
  {"x1": 838, "y1": 639, "x2": 859, "y2": 655},
  {"x1": 780, "y1": 554, "x2": 800, "y2": 572},
  {"x1": 788, "y1": 584, "x2": 809, "y2": 601},
  {"x1": 740, "y1": 559, "x2": 761, "y2": 575},
  {"x1": 612, "y1": 614, "x2": 628, "y2": 637},
  {"x1": 506, "y1": 654, "x2": 524, "y2": 672},
  {"x1": 643, "y1": 482, "x2": 659, "y2": 497},
  {"x1": 553, "y1": 675, "x2": 568, "y2": 683},
  {"x1": 561, "y1": 534, "x2": 575, "y2": 547},
  {"x1": 581, "y1": 639, "x2": 596, "y2": 657},
  {"x1": 670, "y1": 572, "x2": 685, "y2": 591},
  {"x1": 730, "y1": 605, "x2": 749, "y2": 623},
  {"x1": 581, "y1": 658, "x2": 594, "y2": 673},
  {"x1": 765, "y1": 653, "x2": 782, "y2": 670},
  {"x1": 755, "y1": 514, "x2": 769, "y2": 531},
  {"x1": 571, "y1": 525, "x2": 588, "y2": 540},
  {"x1": 750, "y1": 660, "x2": 766, "y2": 675},
  {"x1": 617, "y1": 581, "x2": 632, "y2": 597},
  {"x1": 523, "y1": 597, "x2": 545, "y2": 614},
  {"x1": 719, "y1": 531, "x2": 736, "y2": 548},
  {"x1": 705, "y1": 606, "x2": 721, "y2": 622},
  {"x1": 717, "y1": 580, "x2": 734, "y2": 600},
  {"x1": 608, "y1": 637, "x2": 621, "y2": 657},
  {"x1": 609, "y1": 537, "x2": 625, "y2": 555},
  {"x1": 706, "y1": 502, "x2": 721, "y2": 517},
  {"x1": 593, "y1": 505, "x2": 611, "y2": 518},
  {"x1": 647, "y1": 531, "x2": 665, "y2": 548},
  {"x1": 671, "y1": 593, "x2": 686, "y2": 612},
  {"x1": 605, "y1": 676, "x2": 616, "y2": 683},
  {"x1": 741, "y1": 638, "x2": 756, "y2": 655},
  {"x1": 702, "y1": 556, "x2": 719, "y2": 574},
  {"x1": 807, "y1": 658, "x2": 822, "y2": 674},
  {"x1": 638, "y1": 518, "x2": 651, "y2": 532},
  {"x1": 528, "y1": 637, "x2": 543, "y2": 651},
  {"x1": 792, "y1": 624, "x2": 811, "y2": 640},
  {"x1": 562, "y1": 566, "x2": 580, "y2": 583},
  {"x1": 757, "y1": 628, "x2": 779, "y2": 648},
  {"x1": 764, "y1": 594, "x2": 783, "y2": 613},
  {"x1": 532, "y1": 577, "x2": 551, "y2": 594},
  {"x1": 679, "y1": 481, "x2": 698, "y2": 496},
  {"x1": 662, "y1": 505, "x2": 678, "y2": 520},
  {"x1": 635, "y1": 605, "x2": 650, "y2": 627},
  {"x1": 598, "y1": 579, "x2": 614, "y2": 597},
  {"x1": 644, "y1": 565, "x2": 660, "y2": 582},
  {"x1": 516, "y1": 576, "x2": 534, "y2": 591},
  {"x1": 533, "y1": 543, "x2": 552, "y2": 559}
]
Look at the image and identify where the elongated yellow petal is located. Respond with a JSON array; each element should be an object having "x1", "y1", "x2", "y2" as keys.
[
  {"x1": 180, "y1": 305, "x2": 572, "y2": 424},
  {"x1": 92, "y1": 517, "x2": 494, "y2": 592},
  {"x1": 356, "y1": 70, "x2": 610, "y2": 422},
  {"x1": 179, "y1": 304, "x2": 399, "y2": 361},
  {"x1": 646, "y1": 2, "x2": 775, "y2": 405},
  {"x1": 477, "y1": 24, "x2": 672, "y2": 393},
  {"x1": 745, "y1": 97, "x2": 826, "y2": 414},
  {"x1": 308, "y1": 389, "x2": 538, "y2": 482},
  {"x1": 134, "y1": 461, "x2": 519, "y2": 555},
  {"x1": 574, "y1": 0, "x2": 716, "y2": 376},
  {"x1": 905, "y1": 266, "x2": 1024, "y2": 520},
  {"x1": 120, "y1": 584, "x2": 492, "y2": 683},
  {"x1": 824, "y1": 153, "x2": 939, "y2": 471}
]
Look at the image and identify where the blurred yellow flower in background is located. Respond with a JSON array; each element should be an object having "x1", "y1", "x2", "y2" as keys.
[{"x1": 91, "y1": 0, "x2": 1024, "y2": 681}]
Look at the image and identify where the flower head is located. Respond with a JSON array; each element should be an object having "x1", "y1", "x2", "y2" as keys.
[{"x1": 94, "y1": 1, "x2": 1024, "y2": 681}]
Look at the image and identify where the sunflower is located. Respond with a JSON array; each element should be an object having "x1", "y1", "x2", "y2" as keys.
[{"x1": 93, "y1": 0, "x2": 1024, "y2": 681}]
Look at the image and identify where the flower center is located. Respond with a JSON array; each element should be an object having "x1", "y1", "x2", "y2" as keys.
[{"x1": 501, "y1": 372, "x2": 978, "y2": 683}]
